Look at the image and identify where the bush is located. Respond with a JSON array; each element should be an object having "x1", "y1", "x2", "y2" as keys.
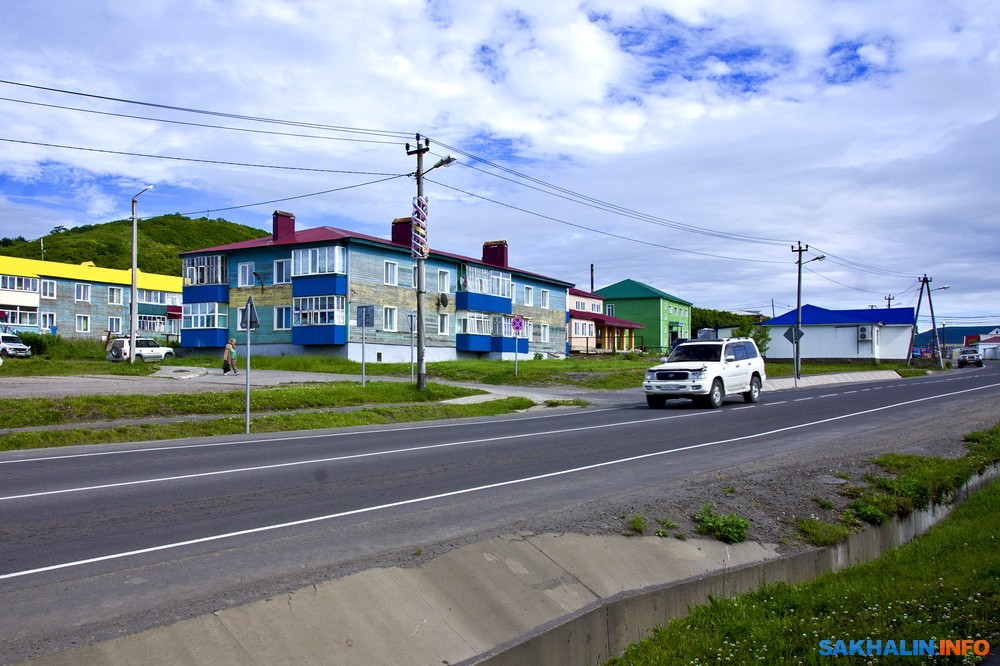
[{"x1": 694, "y1": 503, "x2": 750, "y2": 543}]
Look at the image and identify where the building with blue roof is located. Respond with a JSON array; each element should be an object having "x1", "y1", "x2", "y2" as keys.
[{"x1": 763, "y1": 305, "x2": 916, "y2": 362}]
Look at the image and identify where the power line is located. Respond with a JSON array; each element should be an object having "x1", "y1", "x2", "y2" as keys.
[{"x1": 0, "y1": 137, "x2": 405, "y2": 176}]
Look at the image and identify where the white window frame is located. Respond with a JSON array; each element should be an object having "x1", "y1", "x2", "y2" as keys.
[
  {"x1": 75, "y1": 283, "x2": 91, "y2": 303},
  {"x1": 458, "y1": 312, "x2": 491, "y2": 335},
  {"x1": 41, "y1": 312, "x2": 56, "y2": 330},
  {"x1": 291, "y1": 246, "x2": 346, "y2": 276},
  {"x1": 75, "y1": 314, "x2": 90, "y2": 333},
  {"x1": 540, "y1": 324, "x2": 550, "y2": 343},
  {"x1": 273, "y1": 259, "x2": 291, "y2": 285},
  {"x1": 383, "y1": 306, "x2": 398, "y2": 332},
  {"x1": 182, "y1": 302, "x2": 229, "y2": 329},
  {"x1": 108, "y1": 316, "x2": 122, "y2": 334},
  {"x1": 238, "y1": 262, "x2": 255, "y2": 288},
  {"x1": 606, "y1": 304, "x2": 615, "y2": 317},
  {"x1": 108, "y1": 286, "x2": 123, "y2": 305},
  {"x1": 523, "y1": 285, "x2": 533, "y2": 307},
  {"x1": 437, "y1": 269, "x2": 451, "y2": 293},
  {"x1": 236, "y1": 306, "x2": 247, "y2": 331},
  {"x1": 540, "y1": 289, "x2": 550, "y2": 309},
  {"x1": 292, "y1": 295, "x2": 345, "y2": 326},
  {"x1": 438, "y1": 313, "x2": 449, "y2": 335},
  {"x1": 41, "y1": 279, "x2": 56, "y2": 299},
  {"x1": 274, "y1": 306, "x2": 291, "y2": 331},
  {"x1": 384, "y1": 261, "x2": 398, "y2": 287}
]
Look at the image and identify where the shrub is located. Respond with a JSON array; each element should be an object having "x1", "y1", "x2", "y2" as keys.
[{"x1": 694, "y1": 503, "x2": 750, "y2": 543}]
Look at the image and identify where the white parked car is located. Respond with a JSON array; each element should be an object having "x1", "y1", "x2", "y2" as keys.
[
  {"x1": 643, "y1": 338, "x2": 766, "y2": 409},
  {"x1": 0, "y1": 333, "x2": 32, "y2": 359},
  {"x1": 106, "y1": 337, "x2": 175, "y2": 363}
]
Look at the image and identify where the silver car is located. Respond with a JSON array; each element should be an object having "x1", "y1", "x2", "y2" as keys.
[{"x1": 956, "y1": 347, "x2": 984, "y2": 368}]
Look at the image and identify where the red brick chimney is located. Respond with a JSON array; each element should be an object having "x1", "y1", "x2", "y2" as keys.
[
  {"x1": 273, "y1": 210, "x2": 296, "y2": 241},
  {"x1": 391, "y1": 217, "x2": 412, "y2": 246},
  {"x1": 482, "y1": 240, "x2": 508, "y2": 268}
]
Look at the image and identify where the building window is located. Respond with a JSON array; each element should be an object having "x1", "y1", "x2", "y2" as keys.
[
  {"x1": 0, "y1": 307, "x2": 38, "y2": 327},
  {"x1": 274, "y1": 306, "x2": 291, "y2": 330},
  {"x1": 523, "y1": 286, "x2": 533, "y2": 307},
  {"x1": 465, "y1": 265, "x2": 511, "y2": 298},
  {"x1": 458, "y1": 312, "x2": 491, "y2": 335},
  {"x1": 273, "y1": 259, "x2": 291, "y2": 284},
  {"x1": 438, "y1": 269, "x2": 451, "y2": 293},
  {"x1": 182, "y1": 302, "x2": 229, "y2": 329},
  {"x1": 383, "y1": 306, "x2": 397, "y2": 332},
  {"x1": 108, "y1": 286, "x2": 123, "y2": 305},
  {"x1": 591, "y1": 303, "x2": 601, "y2": 313},
  {"x1": 41, "y1": 280, "x2": 56, "y2": 299},
  {"x1": 0, "y1": 275, "x2": 39, "y2": 292},
  {"x1": 540, "y1": 324, "x2": 550, "y2": 343},
  {"x1": 183, "y1": 255, "x2": 228, "y2": 285},
  {"x1": 575, "y1": 300, "x2": 586, "y2": 310},
  {"x1": 139, "y1": 314, "x2": 166, "y2": 332},
  {"x1": 523, "y1": 320, "x2": 534, "y2": 341},
  {"x1": 236, "y1": 307, "x2": 247, "y2": 331},
  {"x1": 540, "y1": 289, "x2": 550, "y2": 309},
  {"x1": 292, "y1": 295, "x2": 345, "y2": 326},
  {"x1": 606, "y1": 304, "x2": 615, "y2": 317},
  {"x1": 76, "y1": 314, "x2": 90, "y2": 333},
  {"x1": 75, "y1": 283, "x2": 91, "y2": 303},
  {"x1": 438, "y1": 313, "x2": 449, "y2": 335},
  {"x1": 238, "y1": 262, "x2": 255, "y2": 287},
  {"x1": 384, "y1": 261, "x2": 398, "y2": 286},
  {"x1": 291, "y1": 246, "x2": 345, "y2": 276},
  {"x1": 138, "y1": 289, "x2": 167, "y2": 305},
  {"x1": 41, "y1": 312, "x2": 56, "y2": 330},
  {"x1": 108, "y1": 317, "x2": 122, "y2": 334}
]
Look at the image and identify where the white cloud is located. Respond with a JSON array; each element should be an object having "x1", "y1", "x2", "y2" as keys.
[{"x1": 0, "y1": 0, "x2": 997, "y2": 325}]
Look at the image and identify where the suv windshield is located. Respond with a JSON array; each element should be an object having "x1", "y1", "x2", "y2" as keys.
[
  {"x1": 1, "y1": 335, "x2": 24, "y2": 344},
  {"x1": 667, "y1": 344, "x2": 722, "y2": 363},
  {"x1": 959, "y1": 348, "x2": 978, "y2": 354}
]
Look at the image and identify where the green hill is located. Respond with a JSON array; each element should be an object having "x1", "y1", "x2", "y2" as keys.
[{"x1": 0, "y1": 214, "x2": 269, "y2": 276}]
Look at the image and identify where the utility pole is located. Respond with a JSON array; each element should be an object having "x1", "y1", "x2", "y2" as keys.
[
  {"x1": 884, "y1": 294, "x2": 894, "y2": 308},
  {"x1": 405, "y1": 135, "x2": 456, "y2": 390},
  {"x1": 925, "y1": 276, "x2": 944, "y2": 370},
  {"x1": 791, "y1": 242, "x2": 824, "y2": 385},
  {"x1": 905, "y1": 277, "x2": 926, "y2": 366}
]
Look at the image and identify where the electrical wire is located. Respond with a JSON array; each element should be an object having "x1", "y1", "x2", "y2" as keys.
[{"x1": 0, "y1": 137, "x2": 404, "y2": 176}]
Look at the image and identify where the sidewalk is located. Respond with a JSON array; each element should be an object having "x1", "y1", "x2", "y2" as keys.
[{"x1": 15, "y1": 369, "x2": 913, "y2": 665}]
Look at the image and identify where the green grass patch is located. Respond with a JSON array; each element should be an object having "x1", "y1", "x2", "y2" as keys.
[
  {"x1": 0, "y1": 397, "x2": 535, "y2": 451},
  {"x1": 693, "y1": 503, "x2": 750, "y2": 544},
  {"x1": 608, "y1": 475, "x2": 1000, "y2": 665},
  {"x1": 0, "y1": 381, "x2": 482, "y2": 429}
]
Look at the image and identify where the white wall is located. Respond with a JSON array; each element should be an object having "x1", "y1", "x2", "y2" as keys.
[{"x1": 765, "y1": 324, "x2": 913, "y2": 360}]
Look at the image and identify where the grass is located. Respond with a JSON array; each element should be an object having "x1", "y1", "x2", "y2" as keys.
[
  {"x1": 607, "y1": 422, "x2": 1000, "y2": 665},
  {"x1": 0, "y1": 397, "x2": 536, "y2": 451},
  {"x1": 0, "y1": 381, "x2": 482, "y2": 429}
]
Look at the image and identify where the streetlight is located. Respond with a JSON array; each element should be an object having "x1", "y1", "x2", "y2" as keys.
[
  {"x1": 792, "y1": 242, "x2": 824, "y2": 385},
  {"x1": 406, "y1": 134, "x2": 456, "y2": 390},
  {"x1": 130, "y1": 185, "x2": 153, "y2": 364}
]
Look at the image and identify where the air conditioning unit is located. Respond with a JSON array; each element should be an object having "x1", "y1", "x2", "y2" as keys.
[{"x1": 858, "y1": 325, "x2": 872, "y2": 341}]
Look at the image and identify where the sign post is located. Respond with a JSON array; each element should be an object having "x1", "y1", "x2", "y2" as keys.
[
  {"x1": 241, "y1": 296, "x2": 260, "y2": 434},
  {"x1": 358, "y1": 305, "x2": 374, "y2": 386},
  {"x1": 511, "y1": 316, "x2": 524, "y2": 378}
]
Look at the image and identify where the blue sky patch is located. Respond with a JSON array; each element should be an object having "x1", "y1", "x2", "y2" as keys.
[{"x1": 824, "y1": 37, "x2": 896, "y2": 84}]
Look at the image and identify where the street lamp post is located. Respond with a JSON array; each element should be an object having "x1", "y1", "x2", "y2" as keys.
[
  {"x1": 405, "y1": 134, "x2": 456, "y2": 390},
  {"x1": 792, "y1": 242, "x2": 824, "y2": 385},
  {"x1": 130, "y1": 186, "x2": 153, "y2": 364}
]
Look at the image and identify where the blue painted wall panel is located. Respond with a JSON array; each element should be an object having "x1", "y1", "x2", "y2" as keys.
[
  {"x1": 182, "y1": 328, "x2": 229, "y2": 348},
  {"x1": 184, "y1": 284, "x2": 229, "y2": 303},
  {"x1": 293, "y1": 325, "x2": 346, "y2": 345},
  {"x1": 489, "y1": 336, "x2": 529, "y2": 353},
  {"x1": 456, "y1": 333, "x2": 491, "y2": 352},
  {"x1": 456, "y1": 292, "x2": 512, "y2": 314},
  {"x1": 293, "y1": 274, "x2": 347, "y2": 297}
]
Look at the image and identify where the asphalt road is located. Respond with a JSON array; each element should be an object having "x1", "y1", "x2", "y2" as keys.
[{"x1": 2, "y1": 366, "x2": 1000, "y2": 662}]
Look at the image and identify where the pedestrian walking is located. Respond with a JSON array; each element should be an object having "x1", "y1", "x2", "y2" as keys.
[{"x1": 223, "y1": 338, "x2": 239, "y2": 375}]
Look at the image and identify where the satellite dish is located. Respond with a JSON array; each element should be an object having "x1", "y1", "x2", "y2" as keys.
[{"x1": 438, "y1": 293, "x2": 450, "y2": 308}]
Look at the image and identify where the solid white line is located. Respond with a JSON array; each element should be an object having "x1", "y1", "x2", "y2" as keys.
[
  {"x1": 4, "y1": 381, "x2": 1000, "y2": 581},
  {"x1": 0, "y1": 406, "x2": 627, "y2": 466},
  {"x1": 0, "y1": 410, "x2": 712, "y2": 502}
]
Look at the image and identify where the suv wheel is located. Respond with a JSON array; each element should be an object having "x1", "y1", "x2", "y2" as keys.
[
  {"x1": 743, "y1": 376, "x2": 761, "y2": 404},
  {"x1": 706, "y1": 379, "x2": 724, "y2": 409},
  {"x1": 646, "y1": 395, "x2": 667, "y2": 409}
]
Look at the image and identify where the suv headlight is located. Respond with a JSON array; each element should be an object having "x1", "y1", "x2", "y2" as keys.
[
  {"x1": 645, "y1": 370, "x2": 656, "y2": 381},
  {"x1": 690, "y1": 369, "x2": 707, "y2": 380}
]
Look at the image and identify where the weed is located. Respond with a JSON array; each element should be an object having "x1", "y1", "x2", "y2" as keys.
[
  {"x1": 413, "y1": 548, "x2": 423, "y2": 557},
  {"x1": 722, "y1": 485, "x2": 736, "y2": 495},
  {"x1": 811, "y1": 497, "x2": 835, "y2": 510},
  {"x1": 796, "y1": 517, "x2": 852, "y2": 547},
  {"x1": 628, "y1": 514, "x2": 648, "y2": 534},
  {"x1": 693, "y1": 503, "x2": 750, "y2": 543},
  {"x1": 656, "y1": 518, "x2": 678, "y2": 530}
]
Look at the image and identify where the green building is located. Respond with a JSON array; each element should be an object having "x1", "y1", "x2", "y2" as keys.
[{"x1": 594, "y1": 279, "x2": 692, "y2": 352}]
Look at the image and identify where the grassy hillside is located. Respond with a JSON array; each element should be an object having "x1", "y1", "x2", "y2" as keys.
[{"x1": 0, "y1": 213, "x2": 269, "y2": 275}]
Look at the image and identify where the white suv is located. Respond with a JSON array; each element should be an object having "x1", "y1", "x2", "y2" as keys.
[
  {"x1": 643, "y1": 338, "x2": 766, "y2": 409},
  {"x1": 107, "y1": 337, "x2": 175, "y2": 363},
  {"x1": 0, "y1": 334, "x2": 32, "y2": 359}
]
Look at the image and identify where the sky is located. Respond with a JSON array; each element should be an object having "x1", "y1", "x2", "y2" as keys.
[{"x1": 1, "y1": 1, "x2": 998, "y2": 331}]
